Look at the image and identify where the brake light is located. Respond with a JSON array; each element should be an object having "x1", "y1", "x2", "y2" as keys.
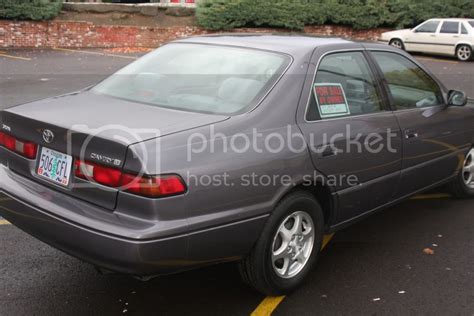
[
  {"x1": 4, "y1": 134, "x2": 16, "y2": 151},
  {"x1": 23, "y1": 143, "x2": 38, "y2": 159},
  {"x1": 0, "y1": 131, "x2": 38, "y2": 159},
  {"x1": 120, "y1": 173, "x2": 187, "y2": 198},
  {"x1": 74, "y1": 159, "x2": 186, "y2": 198},
  {"x1": 74, "y1": 160, "x2": 122, "y2": 187}
]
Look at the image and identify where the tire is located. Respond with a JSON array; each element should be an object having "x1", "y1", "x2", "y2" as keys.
[
  {"x1": 449, "y1": 148, "x2": 474, "y2": 198},
  {"x1": 239, "y1": 191, "x2": 324, "y2": 296},
  {"x1": 389, "y1": 39, "x2": 405, "y2": 50},
  {"x1": 456, "y1": 45, "x2": 472, "y2": 62}
]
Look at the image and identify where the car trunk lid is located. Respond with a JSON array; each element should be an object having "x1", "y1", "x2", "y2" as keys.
[{"x1": 1, "y1": 91, "x2": 228, "y2": 210}]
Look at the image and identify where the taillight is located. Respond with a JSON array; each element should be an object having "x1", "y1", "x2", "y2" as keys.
[
  {"x1": 0, "y1": 131, "x2": 38, "y2": 159},
  {"x1": 120, "y1": 173, "x2": 187, "y2": 198},
  {"x1": 74, "y1": 159, "x2": 186, "y2": 198},
  {"x1": 23, "y1": 143, "x2": 38, "y2": 159},
  {"x1": 74, "y1": 160, "x2": 122, "y2": 187},
  {"x1": 4, "y1": 133, "x2": 16, "y2": 151}
]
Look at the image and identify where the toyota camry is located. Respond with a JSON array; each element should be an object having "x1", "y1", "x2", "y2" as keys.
[{"x1": 1, "y1": 35, "x2": 473, "y2": 295}]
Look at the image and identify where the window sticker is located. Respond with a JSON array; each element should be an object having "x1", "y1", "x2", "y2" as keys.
[{"x1": 314, "y1": 83, "x2": 350, "y2": 118}]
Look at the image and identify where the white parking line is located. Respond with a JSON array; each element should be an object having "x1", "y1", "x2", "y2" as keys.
[{"x1": 0, "y1": 53, "x2": 31, "y2": 61}]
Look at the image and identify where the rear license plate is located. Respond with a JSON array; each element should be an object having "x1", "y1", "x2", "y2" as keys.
[{"x1": 37, "y1": 147, "x2": 73, "y2": 187}]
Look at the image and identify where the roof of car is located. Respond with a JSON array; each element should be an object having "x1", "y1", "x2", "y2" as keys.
[{"x1": 175, "y1": 34, "x2": 354, "y2": 56}]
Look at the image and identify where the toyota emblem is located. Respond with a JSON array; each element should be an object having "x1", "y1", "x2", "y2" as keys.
[{"x1": 42, "y1": 129, "x2": 55, "y2": 143}]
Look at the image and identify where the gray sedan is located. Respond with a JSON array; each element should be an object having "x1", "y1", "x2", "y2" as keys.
[{"x1": 1, "y1": 35, "x2": 473, "y2": 295}]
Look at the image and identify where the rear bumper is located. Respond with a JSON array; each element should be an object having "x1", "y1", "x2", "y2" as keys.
[
  {"x1": 0, "y1": 165, "x2": 268, "y2": 276},
  {"x1": 0, "y1": 190, "x2": 190, "y2": 276}
]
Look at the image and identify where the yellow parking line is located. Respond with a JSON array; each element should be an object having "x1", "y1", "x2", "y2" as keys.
[
  {"x1": 53, "y1": 47, "x2": 137, "y2": 60},
  {"x1": 0, "y1": 53, "x2": 31, "y2": 61},
  {"x1": 0, "y1": 219, "x2": 10, "y2": 225},
  {"x1": 251, "y1": 233, "x2": 335, "y2": 316},
  {"x1": 251, "y1": 296, "x2": 285, "y2": 316},
  {"x1": 411, "y1": 193, "x2": 452, "y2": 200},
  {"x1": 321, "y1": 233, "x2": 335, "y2": 250}
]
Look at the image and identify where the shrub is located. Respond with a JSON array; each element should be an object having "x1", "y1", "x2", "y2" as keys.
[
  {"x1": 0, "y1": 0, "x2": 63, "y2": 21},
  {"x1": 383, "y1": 0, "x2": 474, "y2": 29},
  {"x1": 196, "y1": 0, "x2": 327, "y2": 31},
  {"x1": 197, "y1": 0, "x2": 474, "y2": 31},
  {"x1": 324, "y1": 0, "x2": 387, "y2": 29}
]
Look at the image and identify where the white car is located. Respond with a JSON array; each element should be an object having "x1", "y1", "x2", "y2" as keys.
[{"x1": 379, "y1": 18, "x2": 474, "y2": 61}]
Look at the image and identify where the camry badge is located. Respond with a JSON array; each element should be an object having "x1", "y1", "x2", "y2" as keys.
[{"x1": 42, "y1": 129, "x2": 55, "y2": 143}]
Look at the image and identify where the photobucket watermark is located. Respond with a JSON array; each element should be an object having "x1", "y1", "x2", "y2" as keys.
[
  {"x1": 185, "y1": 171, "x2": 359, "y2": 188},
  {"x1": 187, "y1": 124, "x2": 398, "y2": 161},
  {"x1": 40, "y1": 123, "x2": 392, "y2": 192}
]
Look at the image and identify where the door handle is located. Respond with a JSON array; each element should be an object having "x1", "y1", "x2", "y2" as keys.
[
  {"x1": 405, "y1": 129, "x2": 419, "y2": 139},
  {"x1": 317, "y1": 145, "x2": 338, "y2": 158},
  {"x1": 430, "y1": 34, "x2": 436, "y2": 37}
]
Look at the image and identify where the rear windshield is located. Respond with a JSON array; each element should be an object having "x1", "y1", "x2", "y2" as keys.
[{"x1": 92, "y1": 43, "x2": 290, "y2": 115}]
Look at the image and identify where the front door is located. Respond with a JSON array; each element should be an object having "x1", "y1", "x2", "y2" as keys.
[
  {"x1": 370, "y1": 50, "x2": 473, "y2": 198},
  {"x1": 298, "y1": 49, "x2": 402, "y2": 224},
  {"x1": 406, "y1": 20, "x2": 442, "y2": 53}
]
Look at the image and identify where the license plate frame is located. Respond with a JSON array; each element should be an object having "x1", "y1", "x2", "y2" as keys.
[{"x1": 36, "y1": 147, "x2": 73, "y2": 187}]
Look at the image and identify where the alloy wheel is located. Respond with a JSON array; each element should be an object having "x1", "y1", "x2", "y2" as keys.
[
  {"x1": 390, "y1": 39, "x2": 403, "y2": 50},
  {"x1": 463, "y1": 149, "x2": 474, "y2": 189},
  {"x1": 271, "y1": 211, "x2": 315, "y2": 279},
  {"x1": 457, "y1": 46, "x2": 472, "y2": 61}
]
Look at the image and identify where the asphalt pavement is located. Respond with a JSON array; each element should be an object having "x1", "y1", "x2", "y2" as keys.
[{"x1": 0, "y1": 48, "x2": 473, "y2": 315}]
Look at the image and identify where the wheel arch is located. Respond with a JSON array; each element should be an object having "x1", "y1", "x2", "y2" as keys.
[
  {"x1": 455, "y1": 41, "x2": 473, "y2": 48},
  {"x1": 274, "y1": 179, "x2": 337, "y2": 229},
  {"x1": 455, "y1": 42, "x2": 473, "y2": 52},
  {"x1": 389, "y1": 37, "x2": 405, "y2": 49}
]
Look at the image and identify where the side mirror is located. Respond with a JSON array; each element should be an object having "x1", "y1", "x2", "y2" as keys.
[{"x1": 448, "y1": 90, "x2": 468, "y2": 107}]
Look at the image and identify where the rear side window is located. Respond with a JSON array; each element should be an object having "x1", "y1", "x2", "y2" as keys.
[
  {"x1": 416, "y1": 21, "x2": 440, "y2": 33},
  {"x1": 372, "y1": 52, "x2": 443, "y2": 110},
  {"x1": 440, "y1": 22, "x2": 459, "y2": 34},
  {"x1": 461, "y1": 23, "x2": 468, "y2": 35},
  {"x1": 469, "y1": 21, "x2": 474, "y2": 28},
  {"x1": 306, "y1": 52, "x2": 383, "y2": 121}
]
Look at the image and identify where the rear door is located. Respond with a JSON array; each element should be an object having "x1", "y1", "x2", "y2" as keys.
[
  {"x1": 297, "y1": 45, "x2": 402, "y2": 224},
  {"x1": 437, "y1": 21, "x2": 460, "y2": 55},
  {"x1": 369, "y1": 50, "x2": 472, "y2": 198}
]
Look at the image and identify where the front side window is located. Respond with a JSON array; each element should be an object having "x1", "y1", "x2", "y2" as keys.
[
  {"x1": 416, "y1": 21, "x2": 440, "y2": 33},
  {"x1": 372, "y1": 52, "x2": 443, "y2": 110},
  {"x1": 306, "y1": 52, "x2": 383, "y2": 121},
  {"x1": 469, "y1": 21, "x2": 474, "y2": 28},
  {"x1": 92, "y1": 44, "x2": 290, "y2": 115},
  {"x1": 440, "y1": 22, "x2": 459, "y2": 34}
]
